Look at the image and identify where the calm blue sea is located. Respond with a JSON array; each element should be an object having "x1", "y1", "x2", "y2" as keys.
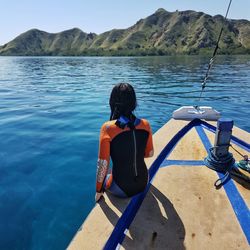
[{"x1": 0, "y1": 56, "x2": 249, "y2": 250}]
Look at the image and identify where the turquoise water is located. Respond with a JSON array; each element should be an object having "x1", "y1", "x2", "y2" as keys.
[{"x1": 0, "y1": 56, "x2": 249, "y2": 249}]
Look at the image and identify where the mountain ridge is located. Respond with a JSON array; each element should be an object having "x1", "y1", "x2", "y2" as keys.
[{"x1": 1, "y1": 8, "x2": 250, "y2": 56}]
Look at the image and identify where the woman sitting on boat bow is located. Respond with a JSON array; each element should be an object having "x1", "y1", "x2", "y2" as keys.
[{"x1": 95, "y1": 83, "x2": 154, "y2": 202}]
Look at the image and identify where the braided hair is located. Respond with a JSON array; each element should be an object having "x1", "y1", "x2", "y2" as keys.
[{"x1": 109, "y1": 83, "x2": 137, "y2": 121}]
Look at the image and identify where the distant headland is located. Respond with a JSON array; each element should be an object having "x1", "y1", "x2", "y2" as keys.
[{"x1": 0, "y1": 8, "x2": 249, "y2": 56}]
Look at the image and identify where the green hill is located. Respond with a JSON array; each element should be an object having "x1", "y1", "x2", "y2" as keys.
[
  {"x1": 0, "y1": 8, "x2": 250, "y2": 56},
  {"x1": 0, "y1": 28, "x2": 97, "y2": 56}
]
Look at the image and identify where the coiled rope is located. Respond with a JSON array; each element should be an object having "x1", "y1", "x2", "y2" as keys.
[
  {"x1": 205, "y1": 144, "x2": 250, "y2": 188},
  {"x1": 204, "y1": 146, "x2": 235, "y2": 188}
]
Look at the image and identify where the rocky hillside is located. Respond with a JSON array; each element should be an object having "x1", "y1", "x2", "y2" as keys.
[{"x1": 0, "y1": 8, "x2": 249, "y2": 56}]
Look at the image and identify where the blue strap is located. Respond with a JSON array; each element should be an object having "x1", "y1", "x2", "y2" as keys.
[
  {"x1": 160, "y1": 159, "x2": 205, "y2": 167},
  {"x1": 196, "y1": 125, "x2": 250, "y2": 244}
]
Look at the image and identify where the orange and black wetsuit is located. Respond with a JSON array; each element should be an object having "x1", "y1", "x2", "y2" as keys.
[{"x1": 96, "y1": 116, "x2": 154, "y2": 197}]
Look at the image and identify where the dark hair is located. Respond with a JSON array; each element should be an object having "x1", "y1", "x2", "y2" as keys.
[{"x1": 109, "y1": 83, "x2": 137, "y2": 120}]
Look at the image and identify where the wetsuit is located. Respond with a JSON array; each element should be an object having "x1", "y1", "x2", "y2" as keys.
[{"x1": 96, "y1": 116, "x2": 154, "y2": 197}]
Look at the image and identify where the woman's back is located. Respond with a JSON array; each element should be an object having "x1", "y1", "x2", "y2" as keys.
[{"x1": 100, "y1": 117, "x2": 153, "y2": 196}]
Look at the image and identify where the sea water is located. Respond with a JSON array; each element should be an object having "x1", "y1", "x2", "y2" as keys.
[{"x1": 0, "y1": 55, "x2": 249, "y2": 249}]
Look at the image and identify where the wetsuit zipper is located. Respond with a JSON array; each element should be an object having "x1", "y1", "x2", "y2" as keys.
[{"x1": 132, "y1": 130, "x2": 138, "y2": 178}]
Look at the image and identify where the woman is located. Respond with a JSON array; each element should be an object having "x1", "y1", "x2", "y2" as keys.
[{"x1": 95, "y1": 83, "x2": 154, "y2": 202}]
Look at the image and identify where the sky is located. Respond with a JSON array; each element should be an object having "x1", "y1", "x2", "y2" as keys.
[{"x1": 0, "y1": 0, "x2": 250, "y2": 45}]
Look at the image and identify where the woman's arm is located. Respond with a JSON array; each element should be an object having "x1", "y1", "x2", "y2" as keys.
[
  {"x1": 95, "y1": 123, "x2": 110, "y2": 201},
  {"x1": 144, "y1": 121, "x2": 154, "y2": 158},
  {"x1": 96, "y1": 159, "x2": 108, "y2": 192}
]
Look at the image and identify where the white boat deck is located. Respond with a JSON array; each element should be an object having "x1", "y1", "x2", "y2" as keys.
[{"x1": 67, "y1": 119, "x2": 250, "y2": 250}]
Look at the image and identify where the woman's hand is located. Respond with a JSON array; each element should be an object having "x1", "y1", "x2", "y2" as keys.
[{"x1": 95, "y1": 192, "x2": 103, "y2": 202}]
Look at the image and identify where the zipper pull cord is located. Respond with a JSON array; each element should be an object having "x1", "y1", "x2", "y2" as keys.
[{"x1": 132, "y1": 129, "x2": 138, "y2": 179}]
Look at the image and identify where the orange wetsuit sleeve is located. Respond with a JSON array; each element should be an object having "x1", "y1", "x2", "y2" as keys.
[
  {"x1": 144, "y1": 122, "x2": 154, "y2": 158},
  {"x1": 96, "y1": 123, "x2": 110, "y2": 192}
]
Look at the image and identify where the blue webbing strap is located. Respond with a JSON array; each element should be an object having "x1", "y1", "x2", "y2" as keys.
[
  {"x1": 103, "y1": 119, "x2": 201, "y2": 250},
  {"x1": 196, "y1": 125, "x2": 250, "y2": 244},
  {"x1": 160, "y1": 159, "x2": 204, "y2": 167}
]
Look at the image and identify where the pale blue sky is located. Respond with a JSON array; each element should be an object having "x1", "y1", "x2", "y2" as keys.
[{"x1": 0, "y1": 0, "x2": 249, "y2": 45}]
